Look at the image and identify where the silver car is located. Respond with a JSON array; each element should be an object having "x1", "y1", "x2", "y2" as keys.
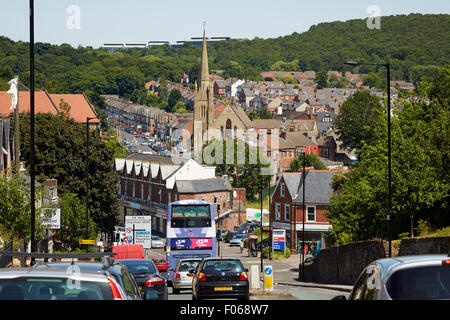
[
  {"x1": 333, "y1": 254, "x2": 450, "y2": 300},
  {"x1": 229, "y1": 233, "x2": 247, "y2": 247},
  {"x1": 171, "y1": 258, "x2": 202, "y2": 294},
  {"x1": 0, "y1": 267, "x2": 128, "y2": 300},
  {"x1": 151, "y1": 236, "x2": 164, "y2": 249}
]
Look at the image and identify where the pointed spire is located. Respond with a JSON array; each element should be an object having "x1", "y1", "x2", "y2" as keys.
[{"x1": 200, "y1": 27, "x2": 209, "y2": 85}]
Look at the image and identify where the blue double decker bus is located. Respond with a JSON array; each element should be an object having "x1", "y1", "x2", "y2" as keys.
[{"x1": 166, "y1": 200, "x2": 217, "y2": 279}]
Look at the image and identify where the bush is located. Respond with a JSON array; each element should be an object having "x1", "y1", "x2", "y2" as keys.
[
  {"x1": 262, "y1": 246, "x2": 271, "y2": 259},
  {"x1": 284, "y1": 247, "x2": 291, "y2": 258}
]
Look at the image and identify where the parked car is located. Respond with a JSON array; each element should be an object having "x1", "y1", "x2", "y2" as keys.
[
  {"x1": 34, "y1": 260, "x2": 143, "y2": 300},
  {"x1": 192, "y1": 257, "x2": 249, "y2": 301},
  {"x1": 229, "y1": 233, "x2": 247, "y2": 247},
  {"x1": 332, "y1": 254, "x2": 450, "y2": 300},
  {"x1": 224, "y1": 232, "x2": 237, "y2": 243},
  {"x1": 117, "y1": 259, "x2": 168, "y2": 300},
  {"x1": 151, "y1": 236, "x2": 164, "y2": 248},
  {"x1": 152, "y1": 258, "x2": 170, "y2": 272},
  {"x1": 171, "y1": 258, "x2": 202, "y2": 294},
  {"x1": 0, "y1": 267, "x2": 129, "y2": 300}
]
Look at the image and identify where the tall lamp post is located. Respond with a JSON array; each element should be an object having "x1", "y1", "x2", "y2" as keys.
[
  {"x1": 86, "y1": 117, "x2": 96, "y2": 252},
  {"x1": 344, "y1": 60, "x2": 391, "y2": 257},
  {"x1": 301, "y1": 152, "x2": 306, "y2": 280},
  {"x1": 29, "y1": 0, "x2": 36, "y2": 265}
]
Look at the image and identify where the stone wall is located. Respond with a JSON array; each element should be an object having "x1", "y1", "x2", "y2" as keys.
[
  {"x1": 302, "y1": 240, "x2": 388, "y2": 285},
  {"x1": 398, "y1": 236, "x2": 450, "y2": 256},
  {"x1": 303, "y1": 236, "x2": 450, "y2": 285}
]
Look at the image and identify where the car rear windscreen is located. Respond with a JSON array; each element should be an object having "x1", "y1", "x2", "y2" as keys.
[
  {"x1": 387, "y1": 266, "x2": 450, "y2": 300},
  {"x1": 202, "y1": 260, "x2": 244, "y2": 272},
  {"x1": 178, "y1": 260, "x2": 201, "y2": 271},
  {"x1": 0, "y1": 278, "x2": 113, "y2": 300}
]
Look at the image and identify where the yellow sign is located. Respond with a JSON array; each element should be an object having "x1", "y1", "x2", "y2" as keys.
[{"x1": 79, "y1": 239, "x2": 96, "y2": 245}]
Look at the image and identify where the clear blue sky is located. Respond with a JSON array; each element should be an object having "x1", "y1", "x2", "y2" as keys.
[{"x1": 1, "y1": 0, "x2": 449, "y2": 48}]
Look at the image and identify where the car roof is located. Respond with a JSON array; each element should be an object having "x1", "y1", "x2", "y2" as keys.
[
  {"x1": 202, "y1": 257, "x2": 241, "y2": 261},
  {"x1": 374, "y1": 254, "x2": 449, "y2": 276},
  {"x1": 0, "y1": 267, "x2": 110, "y2": 281}
]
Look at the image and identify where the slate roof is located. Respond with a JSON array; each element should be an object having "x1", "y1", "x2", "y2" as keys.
[
  {"x1": 175, "y1": 178, "x2": 230, "y2": 193},
  {"x1": 279, "y1": 170, "x2": 337, "y2": 205}
]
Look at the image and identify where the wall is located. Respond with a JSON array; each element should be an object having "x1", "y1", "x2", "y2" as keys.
[
  {"x1": 302, "y1": 240, "x2": 388, "y2": 285},
  {"x1": 398, "y1": 236, "x2": 450, "y2": 256},
  {"x1": 303, "y1": 236, "x2": 450, "y2": 285}
]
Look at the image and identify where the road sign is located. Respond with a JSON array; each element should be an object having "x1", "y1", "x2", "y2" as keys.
[
  {"x1": 272, "y1": 229, "x2": 286, "y2": 252},
  {"x1": 264, "y1": 265, "x2": 273, "y2": 291},
  {"x1": 79, "y1": 239, "x2": 95, "y2": 245},
  {"x1": 125, "y1": 216, "x2": 152, "y2": 248}
]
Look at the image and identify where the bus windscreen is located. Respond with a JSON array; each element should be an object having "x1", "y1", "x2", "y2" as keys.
[{"x1": 170, "y1": 205, "x2": 211, "y2": 228}]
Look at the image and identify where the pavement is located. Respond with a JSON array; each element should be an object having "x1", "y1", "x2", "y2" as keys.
[{"x1": 239, "y1": 248, "x2": 353, "y2": 295}]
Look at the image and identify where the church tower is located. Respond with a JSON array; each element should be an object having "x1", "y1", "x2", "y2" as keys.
[{"x1": 193, "y1": 29, "x2": 214, "y2": 156}]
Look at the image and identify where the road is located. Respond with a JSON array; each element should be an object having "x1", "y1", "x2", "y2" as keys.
[{"x1": 146, "y1": 240, "x2": 347, "y2": 300}]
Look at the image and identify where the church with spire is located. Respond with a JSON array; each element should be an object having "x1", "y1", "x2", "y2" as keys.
[{"x1": 192, "y1": 29, "x2": 253, "y2": 156}]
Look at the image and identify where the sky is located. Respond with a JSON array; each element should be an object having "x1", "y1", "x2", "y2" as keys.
[{"x1": 1, "y1": 0, "x2": 449, "y2": 48}]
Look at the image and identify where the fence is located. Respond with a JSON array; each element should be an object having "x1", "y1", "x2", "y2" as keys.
[{"x1": 0, "y1": 241, "x2": 13, "y2": 268}]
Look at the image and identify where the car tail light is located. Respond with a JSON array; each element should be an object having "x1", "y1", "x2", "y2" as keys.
[
  {"x1": 442, "y1": 259, "x2": 450, "y2": 266},
  {"x1": 198, "y1": 272, "x2": 207, "y2": 282},
  {"x1": 109, "y1": 279, "x2": 124, "y2": 300},
  {"x1": 145, "y1": 275, "x2": 165, "y2": 286},
  {"x1": 240, "y1": 271, "x2": 248, "y2": 281},
  {"x1": 175, "y1": 273, "x2": 181, "y2": 281}
]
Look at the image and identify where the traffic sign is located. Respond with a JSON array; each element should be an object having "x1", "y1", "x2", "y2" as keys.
[
  {"x1": 264, "y1": 265, "x2": 273, "y2": 291},
  {"x1": 79, "y1": 239, "x2": 95, "y2": 245}
]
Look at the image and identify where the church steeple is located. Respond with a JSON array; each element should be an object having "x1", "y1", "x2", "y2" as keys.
[{"x1": 200, "y1": 28, "x2": 210, "y2": 86}]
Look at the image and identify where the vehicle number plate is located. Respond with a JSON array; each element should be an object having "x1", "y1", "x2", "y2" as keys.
[
  {"x1": 214, "y1": 286, "x2": 232, "y2": 291},
  {"x1": 187, "y1": 275, "x2": 193, "y2": 279}
]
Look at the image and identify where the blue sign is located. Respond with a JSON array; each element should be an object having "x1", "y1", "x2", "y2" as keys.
[{"x1": 264, "y1": 266, "x2": 272, "y2": 276}]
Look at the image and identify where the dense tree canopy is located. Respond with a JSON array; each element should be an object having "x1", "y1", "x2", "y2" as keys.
[
  {"x1": 325, "y1": 66, "x2": 450, "y2": 243},
  {"x1": 18, "y1": 112, "x2": 119, "y2": 234},
  {"x1": 0, "y1": 14, "x2": 448, "y2": 98}
]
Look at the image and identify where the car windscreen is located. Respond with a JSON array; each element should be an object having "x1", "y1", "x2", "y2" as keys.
[
  {"x1": 387, "y1": 266, "x2": 450, "y2": 300},
  {"x1": 178, "y1": 260, "x2": 201, "y2": 271},
  {"x1": 0, "y1": 278, "x2": 113, "y2": 300},
  {"x1": 119, "y1": 261, "x2": 157, "y2": 274},
  {"x1": 202, "y1": 260, "x2": 244, "y2": 272}
]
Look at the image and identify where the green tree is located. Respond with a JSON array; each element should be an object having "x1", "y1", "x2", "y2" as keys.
[
  {"x1": 334, "y1": 90, "x2": 384, "y2": 154},
  {"x1": 287, "y1": 153, "x2": 327, "y2": 172},
  {"x1": 317, "y1": 70, "x2": 328, "y2": 89},
  {"x1": 0, "y1": 174, "x2": 44, "y2": 243},
  {"x1": 168, "y1": 88, "x2": 183, "y2": 111},
  {"x1": 55, "y1": 193, "x2": 98, "y2": 252},
  {"x1": 19, "y1": 113, "x2": 119, "y2": 234}
]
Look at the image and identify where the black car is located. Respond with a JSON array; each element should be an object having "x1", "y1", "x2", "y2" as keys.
[
  {"x1": 34, "y1": 261, "x2": 142, "y2": 300},
  {"x1": 191, "y1": 257, "x2": 249, "y2": 301},
  {"x1": 224, "y1": 232, "x2": 237, "y2": 243},
  {"x1": 117, "y1": 259, "x2": 168, "y2": 300}
]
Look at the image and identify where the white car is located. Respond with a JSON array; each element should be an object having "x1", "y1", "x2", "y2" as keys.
[
  {"x1": 151, "y1": 236, "x2": 164, "y2": 248},
  {"x1": 229, "y1": 234, "x2": 247, "y2": 246}
]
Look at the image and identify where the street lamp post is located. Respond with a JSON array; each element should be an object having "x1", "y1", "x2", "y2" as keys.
[
  {"x1": 344, "y1": 60, "x2": 392, "y2": 257},
  {"x1": 301, "y1": 152, "x2": 306, "y2": 280},
  {"x1": 86, "y1": 117, "x2": 96, "y2": 252},
  {"x1": 29, "y1": 0, "x2": 36, "y2": 265}
]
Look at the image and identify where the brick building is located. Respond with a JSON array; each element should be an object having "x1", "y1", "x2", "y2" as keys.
[{"x1": 271, "y1": 170, "x2": 337, "y2": 250}]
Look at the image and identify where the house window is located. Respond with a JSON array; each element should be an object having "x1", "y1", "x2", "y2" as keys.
[
  {"x1": 275, "y1": 203, "x2": 281, "y2": 220},
  {"x1": 280, "y1": 183, "x2": 285, "y2": 197},
  {"x1": 285, "y1": 204, "x2": 290, "y2": 221},
  {"x1": 323, "y1": 147, "x2": 329, "y2": 158},
  {"x1": 307, "y1": 206, "x2": 316, "y2": 222}
]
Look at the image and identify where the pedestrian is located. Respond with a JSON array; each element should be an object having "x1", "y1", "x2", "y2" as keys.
[
  {"x1": 306, "y1": 242, "x2": 312, "y2": 255},
  {"x1": 240, "y1": 240, "x2": 244, "y2": 254}
]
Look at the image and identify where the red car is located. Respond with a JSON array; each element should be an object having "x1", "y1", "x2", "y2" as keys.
[{"x1": 152, "y1": 258, "x2": 169, "y2": 272}]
